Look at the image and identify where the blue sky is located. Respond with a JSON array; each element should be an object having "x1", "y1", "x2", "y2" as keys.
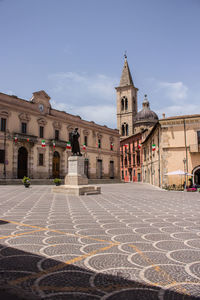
[{"x1": 0, "y1": 0, "x2": 200, "y2": 128}]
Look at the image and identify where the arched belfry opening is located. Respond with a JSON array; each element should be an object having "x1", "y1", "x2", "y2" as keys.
[
  {"x1": 121, "y1": 123, "x2": 129, "y2": 136},
  {"x1": 116, "y1": 55, "x2": 138, "y2": 138},
  {"x1": 121, "y1": 124, "x2": 124, "y2": 136},
  {"x1": 18, "y1": 147, "x2": 28, "y2": 178},
  {"x1": 125, "y1": 98, "x2": 128, "y2": 110},
  {"x1": 126, "y1": 124, "x2": 129, "y2": 136},
  {"x1": 121, "y1": 98, "x2": 124, "y2": 111}
]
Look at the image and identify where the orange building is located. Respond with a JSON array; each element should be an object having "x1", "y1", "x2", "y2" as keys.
[{"x1": 120, "y1": 132, "x2": 143, "y2": 182}]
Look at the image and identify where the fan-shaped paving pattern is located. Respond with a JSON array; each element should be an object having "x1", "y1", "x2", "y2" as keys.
[{"x1": 0, "y1": 184, "x2": 200, "y2": 299}]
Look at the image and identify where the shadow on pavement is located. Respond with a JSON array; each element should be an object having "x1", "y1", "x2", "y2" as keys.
[
  {"x1": 0, "y1": 220, "x2": 9, "y2": 225},
  {"x1": 0, "y1": 244, "x2": 199, "y2": 300}
]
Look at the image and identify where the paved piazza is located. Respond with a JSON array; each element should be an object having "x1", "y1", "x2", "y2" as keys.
[{"x1": 0, "y1": 183, "x2": 200, "y2": 300}]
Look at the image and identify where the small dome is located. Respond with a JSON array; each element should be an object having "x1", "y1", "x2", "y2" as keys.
[{"x1": 135, "y1": 95, "x2": 158, "y2": 122}]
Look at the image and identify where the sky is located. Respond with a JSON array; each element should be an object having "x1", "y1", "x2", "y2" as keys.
[{"x1": 0, "y1": 0, "x2": 200, "y2": 128}]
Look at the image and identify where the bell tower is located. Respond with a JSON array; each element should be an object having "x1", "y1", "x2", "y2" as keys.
[{"x1": 115, "y1": 55, "x2": 138, "y2": 138}]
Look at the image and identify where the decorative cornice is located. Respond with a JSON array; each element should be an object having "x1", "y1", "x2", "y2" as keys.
[
  {"x1": 37, "y1": 118, "x2": 47, "y2": 126},
  {"x1": 18, "y1": 113, "x2": 31, "y2": 122},
  {"x1": 53, "y1": 121, "x2": 62, "y2": 130},
  {"x1": 83, "y1": 130, "x2": 90, "y2": 136},
  {"x1": 0, "y1": 110, "x2": 10, "y2": 118},
  {"x1": 67, "y1": 125, "x2": 74, "y2": 132},
  {"x1": 97, "y1": 133, "x2": 102, "y2": 139}
]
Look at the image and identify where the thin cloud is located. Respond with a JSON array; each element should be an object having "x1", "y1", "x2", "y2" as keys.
[
  {"x1": 51, "y1": 99, "x2": 116, "y2": 128},
  {"x1": 157, "y1": 104, "x2": 199, "y2": 118},
  {"x1": 48, "y1": 71, "x2": 118, "y2": 128},
  {"x1": 48, "y1": 71, "x2": 118, "y2": 105},
  {"x1": 157, "y1": 81, "x2": 188, "y2": 102}
]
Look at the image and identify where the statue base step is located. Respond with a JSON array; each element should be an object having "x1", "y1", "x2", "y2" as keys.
[{"x1": 52, "y1": 184, "x2": 101, "y2": 196}]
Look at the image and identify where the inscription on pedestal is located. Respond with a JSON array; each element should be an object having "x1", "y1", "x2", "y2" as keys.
[{"x1": 69, "y1": 161, "x2": 77, "y2": 174}]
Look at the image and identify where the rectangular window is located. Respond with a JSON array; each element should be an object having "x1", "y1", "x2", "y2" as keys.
[
  {"x1": 128, "y1": 154, "x2": 131, "y2": 165},
  {"x1": 55, "y1": 130, "x2": 59, "y2": 140},
  {"x1": 84, "y1": 136, "x2": 88, "y2": 146},
  {"x1": 21, "y1": 122, "x2": 27, "y2": 134},
  {"x1": 121, "y1": 170, "x2": 124, "y2": 180},
  {"x1": 39, "y1": 153, "x2": 44, "y2": 166},
  {"x1": 124, "y1": 157, "x2": 127, "y2": 167},
  {"x1": 1, "y1": 118, "x2": 6, "y2": 132},
  {"x1": 39, "y1": 126, "x2": 44, "y2": 138},
  {"x1": 144, "y1": 148, "x2": 146, "y2": 161},
  {"x1": 132, "y1": 142, "x2": 135, "y2": 152},
  {"x1": 197, "y1": 131, "x2": 200, "y2": 145},
  {"x1": 133, "y1": 154, "x2": 135, "y2": 166},
  {"x1": 137, "y1": 151, "x2": 140, "y2": 165},
  {"x1": 0, "y1": 150, "x2": 5, "y2": 164},
  {"x1": 98, "y1": 139, "x2": 101, "y2": 149},
  {"x1": 110, "y1": 142, "x2": 114, "y2": 151},
  {"x1": 121, "y1": 155, "x2": 124, "y2": 167}
]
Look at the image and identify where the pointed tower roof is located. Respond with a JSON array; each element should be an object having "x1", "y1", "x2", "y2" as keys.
[{"x1": 119, "y1": 55, "x2": 134, "y2": 87}]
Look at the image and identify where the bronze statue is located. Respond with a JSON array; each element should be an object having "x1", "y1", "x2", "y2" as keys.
[{"x1": 69, "y1": 128, "x2": 82, "y2": 156}]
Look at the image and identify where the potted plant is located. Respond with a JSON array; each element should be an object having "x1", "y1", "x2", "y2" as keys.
[
  {"x1": 53, "y1": 178, "x2": 61, "y2": 186},
  {"x1": 22, "y1": 176, "x2": 31, "y2": 188}
]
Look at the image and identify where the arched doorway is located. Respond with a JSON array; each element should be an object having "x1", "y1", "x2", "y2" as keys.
[
  {"x1": 52, "y1": 151, "x2": 60, "y2": 178},
  {"x1": 18, "y1": 147, "x2": 28, "y2": 178},
  {"x1": 194, "y1": 166, "x2": 200, "y2": 185}
]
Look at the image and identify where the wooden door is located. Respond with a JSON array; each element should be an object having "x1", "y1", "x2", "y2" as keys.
[
  {"x1": 53, "y1": 151, "x2": 60, "y2": 178},
  {"x1": 97, "y1": 159, "x2": 102, "y2": 179},
  {"x1": 18, "y1": 147, "x2": 28, "y2": 178}
]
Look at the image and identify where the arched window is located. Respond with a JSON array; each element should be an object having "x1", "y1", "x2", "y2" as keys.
[
  {"x1": 125, "y1": 98, "x2": 128, "y2": 110},
  {"x1": 121, "y1": 98, "x2": 124, "y2": 111},
  {"x1": 122, "y1": 124, "x2": 125, "y2": 136},
  {"x1": 126, "y1": 124, "x2": 129, "y2": 136}
]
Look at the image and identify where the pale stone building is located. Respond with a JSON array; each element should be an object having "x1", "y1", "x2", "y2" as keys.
[
  {"x1": 142, "y1": 114, "x2": 200, "y2": 187},
  {"x1": 0, "y1": 90, "x2": 120, "y2": 181}
]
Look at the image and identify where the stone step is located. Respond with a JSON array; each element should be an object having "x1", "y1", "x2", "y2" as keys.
[{"x1": 0, "y1": 178, "x2": 122, "y2": 185}]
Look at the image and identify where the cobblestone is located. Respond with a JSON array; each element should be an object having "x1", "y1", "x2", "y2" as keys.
[{"x1": 0, "y1": 183, "x2": 200, "y2": 299}]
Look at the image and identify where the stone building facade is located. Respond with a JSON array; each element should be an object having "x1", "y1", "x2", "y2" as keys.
[
  {"x1": 142, "y1": 115, "x2": 200, "y2": 187},
  {"x1": 116, "y1": 55, "x2": 138, "y2": 138},
  {"x1": 0, "y1": 91, "x2": 120, "y2": 180}
]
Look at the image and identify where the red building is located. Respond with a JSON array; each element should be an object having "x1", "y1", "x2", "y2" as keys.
[{"x1": 120, "y1": 132, "x2": 143, "y2": 182}]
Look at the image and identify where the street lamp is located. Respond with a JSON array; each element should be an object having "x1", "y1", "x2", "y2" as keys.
[
  {"x1": 3, "y1": 130, "x2": 6, "y2": 179},
  {"x1": 183, "y1": 157, "x2": 186, "y2": 189}
]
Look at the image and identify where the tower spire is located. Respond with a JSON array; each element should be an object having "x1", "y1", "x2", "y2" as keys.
[{"x1": 119, "y1": 54, "x2": 134, "y2": 87}]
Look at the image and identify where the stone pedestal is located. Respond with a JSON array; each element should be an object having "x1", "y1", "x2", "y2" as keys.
[
  {"x1": 52, "y1": 156, "x2": 101, "y2": 196},
  {"x1": 65, "y1": 156, "x2": 88, "y2": 185}
]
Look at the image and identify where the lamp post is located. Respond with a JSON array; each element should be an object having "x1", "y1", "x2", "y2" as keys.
[
  {"x1": 3, "y1": 130, "x2": 6, "y2": 179},
  {"x1": 183, "y1": 157, "x2": 186, "y2": 189}
]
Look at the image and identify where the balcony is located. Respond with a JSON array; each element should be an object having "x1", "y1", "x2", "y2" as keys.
[
  {"x1": 50, "y1": 139, "x2": 67, "y2": 149},
  {"x1": 14, "y1": 133, "x2": 38, "y2": 144},
  {"x1": 189, "y1": 144, "x2": 199, "y2": 153}
]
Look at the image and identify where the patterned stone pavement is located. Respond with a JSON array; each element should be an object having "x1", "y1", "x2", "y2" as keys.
[{"x1": 0, "y1": 183, "x2": 200, "y2": 299}]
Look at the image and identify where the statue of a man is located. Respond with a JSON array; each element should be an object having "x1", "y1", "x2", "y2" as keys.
[{"x1": 69, "y1": 128, "x2": 82, "y2": 156}]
